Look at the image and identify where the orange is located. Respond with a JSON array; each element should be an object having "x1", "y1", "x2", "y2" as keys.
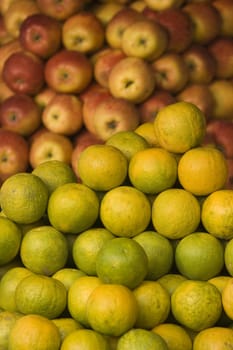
[
  {"x1": 0, "y1": 216, "x2": 22, "y2": 265},
  {"x1": 133, "y1": 230, "x2": 174, "y2": 280},
  {"x1": 67, "y1": 275, "x2": 103, "y2": 327},
  {"x1": 20, "y1": 225, "x2": 68, "y2": 276},
  {"x1": 52, "y1": 318, "x2": 83, "y2": 342},
  {"x1": 133, "y1": 280, "x2": 170, "y2": 329},
  {"x1": 128, "y1": 147, "x2": 178, "y2": 194},
  {"x1": 178, "y1": 146, "x2": 228, "y2": 196},
  {"x1": 96, "y1": 237, "x2": 148, "y2": 289},
  {"x1": 175, "y1": 232, "x2": 224, "y2": 280},
  {"x1": 225, "y1": 239, "x2": 233, "y2": 276},
  {"x1": 72, "y1": 227, "x2": 115, "y2": 276},
  {"x1": 86, "y1": 283, "x2": 138, "y2": 337},
  {"x1": 8, "y1": 314, "x2": 61, "y2": 350},
  {"x1": 32, "y1": 159, "x2": 77, "y2": 195},
  {"x1": 0, "y1": 172, "x2": 49, "y2": 224},
  {"x1": 15, "y1": 274, "x2": 67, "y2": 319},
  {"x1": 60, "y1": 328, "x2": 110, "y2": 350},
  {"x1": 154, "y1": 101, "x2": 206, "y2": 153},
  {"x1": 0, "y1": 310, "x2": 22, "y2": 349},
  {"x1": 47, "y1": 182, "x2": 99, "y2": 234},
  {"x1": 135, "y1": 121, "x2": 159, "y2": 147},
  {"x1": 117, "y1": 328, "x2": 168, "y2": 350},
  {"x1": 171, "y1": 280, "x2": 222, "y2": 331},
  {"x1": 201, "y1": 190, "x2": 233, "y2": 240},
  {"x1": 151, "y1": 188, "x2": 201, "y2": 239},
  {"x1": 222, "y1": 277, "x2": 233, "y2": 320},
  {"x1": 52, "y1": 268, "x2": 86, "y2": 290},
  {"x1": 208, "y1": 275, "x2": 232, "y2": 293},
  {"x1": 77, "y1": 144, "x2": 128, "y2": 191},
  {"x1": 152, "y1": 323, "x2": 193, "y2": 350},
  {"x1": 193, "y1": 326, "x2": 233, "y2": 350},
  {"x1": 157, "y1": 273, "x2": 187, "y2": 296},
  {"x1": 100, "y1": 185, "x2": 151, "y2": 237}
]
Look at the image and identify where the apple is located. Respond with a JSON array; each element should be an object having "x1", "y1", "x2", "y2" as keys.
[
  {"x1": 182, "y1": 44, "x2": 216, "y2": 84},
  {"x1": 0, "y1": 78, "x2": 14, "y2": 103},
  {"x1": 108, "y1": 56, "x2": 156, "y2": 103},
  {"x1": 3, "y1": 0, "x2": 39, "y2": 39},
  {"x1": 121, "y1": 19, "x2": 168, "y2": 61},
  {"x1": 91, "y1": 2, "x2": 125, "y2": 27},
  {"x1": 130, "y1": 1, "x2": 147, "y2": 12},
  {"x1": 151, "y1": 52, "x2": 189, "y2": 93},
  {"x1": 209, "y1": 79, "x2": 233, "y2": 120},
  {"x1": 105, "y1": 7, "x2": 143, "y2": 49},
  {"x1": 93, "y1": 47, "x2": 126, "y2": 88},
  {"x1": 36, "y1": 0, "x2": 86, "y2": 21},
  {"x1": 176, "y1": 83, "x2": 215, "y2": 120},
  {"x1": 0, "y1": 93, "x2": 42, "y2": 137},
  {"x1": 62, "y1": 11, "x2": 105, "y2": 55},
  {"x1": 19, "y1": 13, "x2": 62, "y2": 59},
  {"x1": 183, "y1": 2, "x2": 222, "y2": 45},
  {"x1": 92, "y1": 95, "x2": 140, "y2": 141},
  {"x1": 213, "y1": 0, "x2": 233, "y2": 37},
  {"x1": 0, "y1": 128, "x2": 30, "y2": 183},
  {"x1": 0, "y1": 39, "x2": 22, "y2": 78},
  {"x1": 44, "y1": 49, "x2": 93, "y2": 94},
  {"x1": 207, "y1": 37, "x2": 233, "y2": 80},
  {"x1": 2, "y1": 50, "x2": 45, "y2": 96},
  {"x1": 0, "y1": 0, "x2": 16, "y2": 15},
  {"x1": 34, "y1": 86, "x2": 56, "y2": 110},
  {"x1": 143, "y1": 0, "x2": 185, "y2": 11},
  {"x1": 144, "y1": 7, "x2": 193, "y2": 53},
  {"x1": 0, "y1": 14, "x2": 13, "y2": 45},
  {"x1": 41, "y1": 93, "x2": 83, "y2": 136},
  {"x1": 138, "y1": 89, "x2": 177, "y2": 123},
  {"x1": 29, "y1": 129, "x2": 73, "y2": 169}
]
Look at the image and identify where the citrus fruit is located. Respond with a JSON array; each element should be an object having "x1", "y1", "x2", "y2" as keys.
[
  {"x1": 32, "y1": 159, "x2": 77, "y2": 195},
  {"x1": 8, "y1": 314, "x2": 61, "y2": 350},
  {"x1": 175, "y1": 232, "x2": 224, "y2": 280},
  {"x1": 208, "y1": 276, "x2": 232, "y2": 293},
  {"x1": 47, "y1": 182, "x2": 99, "y2": 234},
  {"x1": 52, "y1": 268, "x2": 86, "y2": 290},
  {"x1": 133, "y1": 280, "x2": 170, "y2": 329},
  {"x1": 171, "y1": 280, "x2": 222, "y2": 331},
  {"x1": 0, "y1": 310, "x2": 22, "y2": 349},
  {"x1": 96, "y1": 237, "x2": 148, "y2": 289},
  {"x1": 117, "y1": 328, "x2": 168, "y2": 350},
  {"x1": 106, "y1": 130, "x2": 150, "y2": 161},
  {"x1": 222, "y1": 277, "x2": 233, "y2": 320},
  {"x1": 193, "y1": 326, "x2": 233, "y2": 350},
  {"x1": 60, "y1": 328, "x2": 110, "y2": 350},
  {"x1": 52, "y1": 318, "x2": 83, "y2": 342},
  {"x1": 100, "y1": 185, "x2": 151, "y2": 237},
  {"x1": 152, "y1": 323, "x2": 193, "y2": 350},
  {"x1": 15, "y1": 274, "x2": 67, "y2": 319},
  {"x1": 128, "y1": 147, "x2": 178, "y2": 194},
  {"x1": 151, "y1": 188, "x2": 201, "y2": 239},
  {"x1": 86, "y1": 283, "x2": 138, "y2": 337},
  {"x1": 20, "y1": 225, "x2": 68, "y2": 276},
  {"x1": 153, "y1": 101, "x2": 206, "y2": 153},
  {"x1": 201, "y1": 190, "x2": 233, "y2": 240},
  {"x1": 0, "y1": 267, "x2": 33, "y2": 312},
  {"x1": 224, "y1": 239, "x2": 233, "y2": 276},
  {"x1": 157, "y1": 273, "x2": 187, "y2": 296},
  {"x1": 135, "y1": 121, "x2": 159, "y2": 146},
  {"x1": 0, "y1": 172, "x2": 49, "y2": 224},
  {"x1": 68, "y1": 275, "x2": 103, "y2": 327},
  {"x1": 178, "y1": 146, "x2": 228, "y2": 196},
  {"x1": 133, "y1": 230, "x2": 174, "y2": 280},
  {"x1": 0, "y1": 216, "x2": 22, "y2": 265},
  {"x1": 77, "y1": 144, "x2": 128, "y2": 191},
  {"x1": 72, "y1": 228, "x2": 115, "y2": 276}
]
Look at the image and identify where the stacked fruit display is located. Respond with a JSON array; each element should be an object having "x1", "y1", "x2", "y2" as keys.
[{"x1": 0, "y1": 0, "x2": 232, "y2": 187}]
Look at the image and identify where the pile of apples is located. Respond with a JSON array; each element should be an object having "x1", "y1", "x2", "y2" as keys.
[{"x1": 0, "y1": 0, "x2": 232, "y2": 187}]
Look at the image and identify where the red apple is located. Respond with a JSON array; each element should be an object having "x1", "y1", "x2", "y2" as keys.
[
  {"x1": 205, "y1": 119, "x2": 233, "y2": 159},
  {"x1": 213, "y1": 0, "x2": 233, "y2": 37},
  {"x1": 209, "y1": 79, "x2": 233, "y2": 120},
  {"x1": 29, "y1": 130, "x2": 73, "y2": 169},
  {"x1": 34, "y1": 86, "x2": 57, "y2": 110},
  {"x1": 207, "y1": 37, "x2": 233, "y2": 80},
  {"x1": 36, "y1": 0, "x2": 86, "y2": 21},
  {"x1": 138, "y1": 89, "x2": 177, "y2": 123},
  {"x1": 19, "y1": 13, "x2": 62, "y2": 59},
  {"x1": 144, "y1": 7, "x2": 193, "y2": 53},
  {"x1": 0, "y1": 78, "x2": 14, "y2": 103},
  {"x1": 62, "y1": 11, "x2": 105, "y2": 55},
  {"x1": 42, "y1": 93, "x2": 83, "y2": 136},
  {"x1": 44, "y1": 49, "x2": 93, "y2": 94},
  {"x1": 0, "y1": 39, "x2": 22, "y2": 79},
  {"x1": 0, "y1": 93, "x2": 42, "y2": 137},
  {"x1": 182, "y1": 44, "x2": 217, "y2": 84},
  {"x1": 2, "y1": 50, "x2": 45, "y2": 96},
  {"x1": 0, "y1": 128, "x2": 30, "y2": 183}
]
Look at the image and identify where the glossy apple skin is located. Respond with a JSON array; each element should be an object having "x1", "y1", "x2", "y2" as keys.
[
  {"x1": 2, "y1": 51, "x2": 45, "y2": 96},
  {"x1": 213, "y1": 0, "x2": 233, "y2": 37},
  {"x1": 0, "y1": 128, "x2": 30, "y2": 183},
  {"x1": 19, "y1": 13, "x2": 62, "y2": 59},
  {"x1": 0, "y1": 40, "x2": 22, "y2": 79},
  {"x1": 205, "y1": 120, "x2": 233, "y2": 159},
  {"x1": 36, "y1": 0, "x2": 85, "y2": 21},
  {"x1": 207, "y1": 37, "x2": 233, "y2": 79},
  {"x1": 0, "y1": 93, "x2": 42, "y2": 137}
]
